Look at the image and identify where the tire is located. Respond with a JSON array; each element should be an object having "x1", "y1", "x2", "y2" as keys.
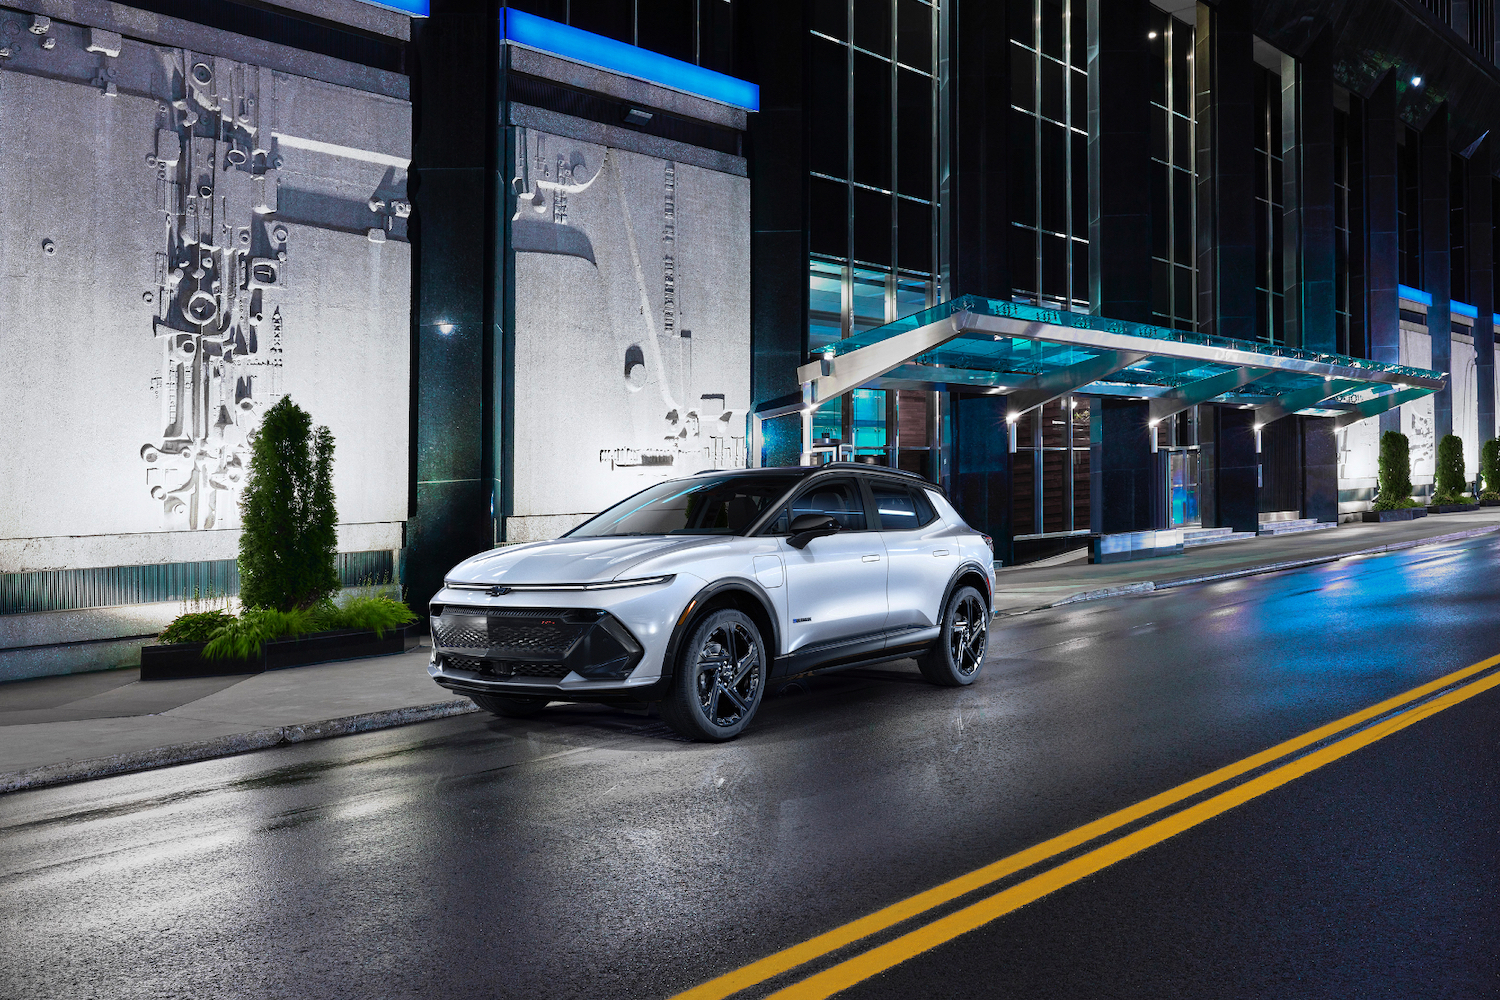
[
  {"x1": 660, "y1": 608, "x2": 767, "y2": 742},
  {"x1": 917, "y1": 585, "x2": 989, "y2": 687},
  {"x1": 470, "y1": 693, "x2": 550, "y2": 718}
]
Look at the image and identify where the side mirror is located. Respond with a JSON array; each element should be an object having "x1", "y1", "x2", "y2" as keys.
[{"x1": 787, "y1": 513, "x2": 839, "y2": 549}]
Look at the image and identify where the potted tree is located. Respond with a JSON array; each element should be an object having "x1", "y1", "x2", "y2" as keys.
[
  {"x1": 1480, "y1": 439, "x2": 1500, "y2": 507},
  {"x1": 141, "y1": 397, "x2": 416, "y2": 679},
  {"x1": 1362, "y1": 431, "x2": 1427, "y2": 522},
  {"x1": 1428, "y1": 434, "x2": 1480, "y2": 512}
]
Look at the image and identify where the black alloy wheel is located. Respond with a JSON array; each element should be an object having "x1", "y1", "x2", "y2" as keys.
[
  {"x1": 918, "y1": 585, "x2": 989, "y2": 686},
  {"x1": 662, "y1": 608, "x2": 766, "y2": 741}
]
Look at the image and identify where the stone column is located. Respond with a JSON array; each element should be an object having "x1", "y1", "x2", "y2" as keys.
[
  {"x1": 1087, "y1": 0, "x2": 1152, "y2": 322},
  {"x1": 1365, "y1": 74, "x2": 1402, "y2": 433},
  {"x1": 744, "y1": 0, "x2": 808, "y2": 407},
  {"x1": 1467, "y1": 136, "x2": 1495, "y2": 444},
  {"x1": 1194, "y1": 0, "x2": 1257, "y2": 342},
  {"x1": 1301, "y1": 416, "x2": 1338, "y2": 523},
  {"x1": 947, "y1": 0, "x2": 1011, "y2": 298},
  {"x1": 1421, "y1": 107, "x2": 1452, "y2": 440},
  {"x1": 1090, "y1": 398, "x2": 1154, "y2": 533},
  {"x1": 1282, "y1": 29, "x2": 1336, "y2": 352},
  {"x1": 1208, "y1": 405, "x2": 1259, "y2": 533},
  {"x1": 953, "y1": 394, "x2": 1012, "y2": 563}
]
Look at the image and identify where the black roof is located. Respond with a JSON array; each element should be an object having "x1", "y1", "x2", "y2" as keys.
[{"x1": 693, "y1": 463, "x2": 938, "y2": 487}]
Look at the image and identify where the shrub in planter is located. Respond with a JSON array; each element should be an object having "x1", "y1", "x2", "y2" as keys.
[
  {"x1": 238, "y1": 397, "x2": 339, "y2": 611},
  {"x1": 1481, "y1": 439, "x2": 1500, "y2": 502},
  {"x1": 1373, "y1": 431, "x2": 1416, "y2": 511},
  {"x1": 1433, "y1": 434, "x2": 1468, "y2": 506}
]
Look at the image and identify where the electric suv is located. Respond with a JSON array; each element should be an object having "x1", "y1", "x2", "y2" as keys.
[{"x1": 428, "y1": 464, "x2": 995, "y2": 741}]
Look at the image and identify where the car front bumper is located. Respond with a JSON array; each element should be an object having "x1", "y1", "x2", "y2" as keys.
[{"x1": 426, "y1": 574, "x2": 702, "y2": 700}]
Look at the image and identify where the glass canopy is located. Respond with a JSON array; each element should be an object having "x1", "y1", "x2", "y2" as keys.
[{"x1": 751, "y1": 295, "x2": 1446, "y2": 461}]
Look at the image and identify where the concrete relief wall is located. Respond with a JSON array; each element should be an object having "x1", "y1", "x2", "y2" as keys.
[
  {"x1": 0, "y1": 10, "x2": 410, "y2": 573},
  {"x1": 1451, "y1": 335, "x2": 1479, "y2": 474},
  {"x1": 507, "y1": 126, "x2": 751, "y2": 542},
  {"x1": 1399, "y1": 326, "x2": 1435, "y2": 483}
]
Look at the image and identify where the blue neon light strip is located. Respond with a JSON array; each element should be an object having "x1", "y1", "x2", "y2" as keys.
[
  {"x1": 1451, "y1": 299, "x2": 1479, "y2": 318},
  {"x1": 357, "y1": 0, "x2": 428, "y2": 15},
  {"x1": 502, "y1": 8, "x2": 759, "y2": 111},
  {"x1": 1398, "y1": 284, "x2": 1433, "y2": 306}
]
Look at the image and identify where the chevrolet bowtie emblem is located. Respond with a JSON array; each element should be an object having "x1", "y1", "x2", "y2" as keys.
[{"x1": 487, "y1": 585, "x2": 511, "y2": 596}]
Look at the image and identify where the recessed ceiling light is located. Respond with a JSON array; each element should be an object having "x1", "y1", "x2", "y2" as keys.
[
  {"x1": 1148, "y1": 31, "x2": 1158, "y2": 39},
  {"x1": 1411, "y1": 75, "x2": 1423, "y2": 86}
]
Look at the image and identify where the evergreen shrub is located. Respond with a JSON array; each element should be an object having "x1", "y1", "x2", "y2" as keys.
[
  {"x1": 1481, "y1": 439, "x2": 1500, "y2": 501},
  {"x1": 1433, "y1": 434, "x2": 1468, "y2": 505},
  {"x1": 238, "y1": 397, "x2": 339, "y2": 611},
  {"x1": 1373, "y1": 431, "x2": 1415, "y2": 511}
]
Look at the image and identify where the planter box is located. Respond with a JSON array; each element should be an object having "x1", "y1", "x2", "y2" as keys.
[
  {"x1": 1425, "y1": 503, "x2": 1481, "y2": 514},
  {"x1": 1360, "y1": 508, "x2": 1429, "y2": 523},
  {"x1": 1481, "y1": 499, "x2": 1500, "y2": 507},
  {"x1": 141, "y1": 625, "x2": 418, "y2": 681}
]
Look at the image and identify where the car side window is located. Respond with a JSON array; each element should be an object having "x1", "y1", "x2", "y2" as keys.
[
  {"x1": 871, "y1": 481, "x2": 936, "y2": 530},
  {"x1": 773, "y1": 479, "x2": 868, "y2": 532}
]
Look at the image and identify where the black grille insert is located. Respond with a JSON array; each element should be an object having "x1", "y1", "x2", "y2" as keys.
[{"x1": 432, "y1": 606, "x2": 644, "y2": 680}]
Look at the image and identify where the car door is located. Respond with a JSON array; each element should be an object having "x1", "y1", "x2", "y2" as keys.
[
  {"x1": 774, "y1": 477, "x2": 888, "y2": 652},
  {"x1": 872, "y1": 479, "x2": 953, "y2": 630}
]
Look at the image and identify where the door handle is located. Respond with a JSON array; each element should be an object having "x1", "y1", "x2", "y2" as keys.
[
  {"x1": 862, "y1": 554, "x2": 881, "y2": 562},
  {"x1": 933, "y1": 549, "x2": 950, "y2": 557}
]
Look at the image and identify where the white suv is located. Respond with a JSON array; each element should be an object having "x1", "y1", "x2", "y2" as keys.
[{"x1": 428, "y1": 464, "x2": 995, "y2": 741}]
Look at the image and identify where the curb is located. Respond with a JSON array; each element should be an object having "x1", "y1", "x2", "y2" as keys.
[
  {"x1": 0, "y1": 699, "x2": 480, "y2": 796},
  {"x1": 1029, "y1": 523, "x2": 1500, "y2": 613}
]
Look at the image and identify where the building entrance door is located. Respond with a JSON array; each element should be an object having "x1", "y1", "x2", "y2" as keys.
[{"x1": 1168, "y1": 450, "x2": 1201, "y2": 527}]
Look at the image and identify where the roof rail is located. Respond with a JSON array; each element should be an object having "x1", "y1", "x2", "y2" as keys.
[{"x1": 812, "y1": 462, "x2": 931, "y2": 481}]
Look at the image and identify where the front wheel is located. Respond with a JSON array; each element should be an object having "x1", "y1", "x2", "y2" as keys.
[
  {"x1": 660, "y1": 609, "x2": 766, "y2": 742},
  {"x1": 470, "y1": 693, "x2": 550, "y2": 718},
  {"x1": 917, "y1": 585, "x2": 989, "y2": 686}
]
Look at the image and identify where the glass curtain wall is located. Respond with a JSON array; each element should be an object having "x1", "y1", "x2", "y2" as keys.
[
  {"x1": 1253, "y1": 65, "x2": 1286, "y2": 344},
  {"x1": 809, "y1": 0, "x2": 942, "y2": 474},
  {"x1": 1451, "y1": 153, "x2": 1468, "y2": 304},
  {"x1": 1008, "y1": 0, "x2": 1088, "y2": 310},
  {"x1": 1148, "y1": 9, "x2": 1196, "y2": 331},
  {"x1": 1398, "y1": 126, "x2": 1422, "y2": 288}
]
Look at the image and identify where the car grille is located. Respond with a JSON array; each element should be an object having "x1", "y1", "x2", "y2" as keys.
[
  {"x1": 432, "y1": 610, "x2": 586, "y2": 654},
  {"x1": 440, "y1": 655, "x2": 571, "y2": 679}
]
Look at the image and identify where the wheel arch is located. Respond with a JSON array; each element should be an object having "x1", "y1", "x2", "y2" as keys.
[
  {"x1": 660, "y1": 578, "x2": 781, "y2": 686},
  {"x1": 941, "y1": 561, "x2": 993, "y2": 617}
]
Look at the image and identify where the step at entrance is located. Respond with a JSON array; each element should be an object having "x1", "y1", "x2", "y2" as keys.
[
  {"x1": 1257, "y1": 518, "x2": 1337, "y2": 536},
  {"x1": 1258, "y1": 510, "x2": 1302, "y2": 524},
  {"x1": 1182, "y1": 526, "x2": 1258, "y2": 547}
]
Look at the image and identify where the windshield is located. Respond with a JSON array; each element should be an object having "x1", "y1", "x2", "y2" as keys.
[{"x1": 568, "y1": 473, "x2": 802, "y2": 537}]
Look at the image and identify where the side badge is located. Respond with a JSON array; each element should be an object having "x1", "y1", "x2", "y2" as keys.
[{"x1": 792, "y1": 617, "x2": 812, "y2": 623}]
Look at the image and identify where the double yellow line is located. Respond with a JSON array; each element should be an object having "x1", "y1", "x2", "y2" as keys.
[{"x1": 673, "y1": 653, "x2": 1500, "y2": 1000}]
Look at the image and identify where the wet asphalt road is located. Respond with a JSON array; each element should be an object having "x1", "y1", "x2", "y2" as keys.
[{"x1": 3, "y1": 537, "x2": 1500, "y2": 1000}]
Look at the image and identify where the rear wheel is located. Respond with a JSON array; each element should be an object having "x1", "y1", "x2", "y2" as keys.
[
  {"x1": 470, "y1": 693, "x2": 550, "y2": 718},
  {"x1": 660, "y1": 609, "x2": 766, "y2": 742},
  {"x1": 918, "y1": 585, "x2": 989, "y2": 686}
]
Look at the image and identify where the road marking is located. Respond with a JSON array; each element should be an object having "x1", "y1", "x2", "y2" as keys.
[
  {"x1": 670, "y1": 653, "x2": 1500, "y2": 1000},
  {"x1": 767, "y1": 658, "x2": 1500, "y2": 1000}
]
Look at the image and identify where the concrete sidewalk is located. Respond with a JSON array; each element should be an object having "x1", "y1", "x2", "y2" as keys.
[
  {"x1": 2, "y1": 509, "x2": 1498, "y2": 795},
  {"x1": 992, "y1": 509, "x2": 1500, "y2": 613},
  {"x1": 0, "y1": 640, "x2": 476, "y2": 794}
]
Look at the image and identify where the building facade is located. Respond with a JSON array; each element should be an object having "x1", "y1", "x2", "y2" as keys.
[{"x1": 2, "y1": 0, "x2": 1498, "y2": 678}]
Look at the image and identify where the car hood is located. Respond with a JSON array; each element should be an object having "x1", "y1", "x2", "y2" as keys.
[{"x1": 444, "y1": 535, "x2": 727, "y2": 586}]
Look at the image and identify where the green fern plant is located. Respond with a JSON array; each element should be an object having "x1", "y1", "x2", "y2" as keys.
[
  {"x1": 201, "y1": 607, "x2": 321, "y2": 661},
  {"x1": 160, "y1": 609, "x2": 235, "y2": 645}
]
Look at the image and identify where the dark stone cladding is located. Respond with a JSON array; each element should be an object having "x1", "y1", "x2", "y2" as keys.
[
  {"x1": 98, "y1": 0, "x2": 405, "y2": 70},
  {"x1": 953, "y1": 395, "x2": 1013, "y2": 564},
  {"x1": 1091, "y1": 399, "x2": 1154, "y2": 534}
]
